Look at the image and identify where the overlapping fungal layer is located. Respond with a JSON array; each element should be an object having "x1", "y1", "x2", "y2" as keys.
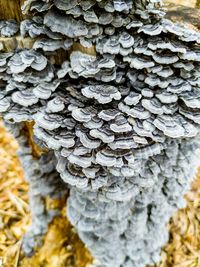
[
  {"x1": 67, "y1": 139, "x2": 199, "y2": 267},
  {"x1": 19, "y1": 0, "x2": 164, "y2": 54},
  {"x1": 0, "y1": 49, "x2": 60, "y2": 122},
  {"x1": 0, "y1": 0, "x2": 200, "y2": 266},
  {"x1": 31, "y1": 25, "x2": 200, "y2": 195},
  {"x1": 0, "y1": 20, "x2": 19, "y2": 38},
  {"x1": 5, "y1": 122, "x2": 68, "y2": 256}
]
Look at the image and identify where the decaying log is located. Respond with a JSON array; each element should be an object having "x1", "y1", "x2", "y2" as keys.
[
  {"x1": 0, "y1": 0, "x2": 25, "y2": 21},
  {"x1": 0, "y1": 3, "x2": 199, "y2": 55},
  {"x1": 197, "y1": 0, "x2": 200, "y2": 8},
  {"x1": 0, "y1": 0, "x2": 200, "y2": 266},
  {"x1": 165, "y1": 3, "x2": 200, "y2": 30}
]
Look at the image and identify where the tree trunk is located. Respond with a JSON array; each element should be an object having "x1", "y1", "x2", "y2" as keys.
[
  {"x1": 196, "y1": 0, "x2": 200, "y2": 8},
  {"x1": 0, "y1": 0, "x2": 25, "y2": 21}
]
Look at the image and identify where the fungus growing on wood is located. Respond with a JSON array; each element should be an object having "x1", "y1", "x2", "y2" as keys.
[{"x1": 0, "y1": 0, "x2": 200, "y2": 266}]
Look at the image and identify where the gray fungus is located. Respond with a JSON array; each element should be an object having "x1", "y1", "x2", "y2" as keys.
[{"x1": 0, "y1": 0, "x2": 200, "y2": 266}]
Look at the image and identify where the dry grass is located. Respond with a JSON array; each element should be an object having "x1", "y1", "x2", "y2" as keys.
[
  {"x1": 0, "y1": 121, "x2": 200, "y2": 267},
  {"x1": 0, "y1": 122, "x2": 92, "y2": 267},
  {"x1": 153, "y1": 172, "x2": 200, "y2": 267},
  {"x1": 0, "y1": 121, "x2": 30, "y2": 266}
]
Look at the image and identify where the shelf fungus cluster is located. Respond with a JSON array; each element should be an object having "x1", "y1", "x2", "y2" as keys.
[{"x1": 0, "y1": 0, "x2": 200, "y2": 266}]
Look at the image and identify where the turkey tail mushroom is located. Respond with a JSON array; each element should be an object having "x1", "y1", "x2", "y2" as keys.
[{"x1": 0, "y1": 0, "x2": 200, "y2": 266}]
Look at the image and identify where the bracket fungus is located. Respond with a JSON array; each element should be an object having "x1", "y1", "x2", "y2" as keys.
[{"x1": 0, "y1": 0, "x2": 200, "y2": 266}]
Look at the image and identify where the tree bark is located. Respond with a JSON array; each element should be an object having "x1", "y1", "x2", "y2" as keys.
[
  {"x1": 166, "y1": 0, "x2": 197, "y2": 8},
  {"x1": 196, "y1": 0, "x2": 200, "y2": 8},
  {"x1": 0, "y1": 0, "x2": 25, "y2": 21},
  {"x1": 165, "y1": 3, "x2": 200, "y2": 30}
]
